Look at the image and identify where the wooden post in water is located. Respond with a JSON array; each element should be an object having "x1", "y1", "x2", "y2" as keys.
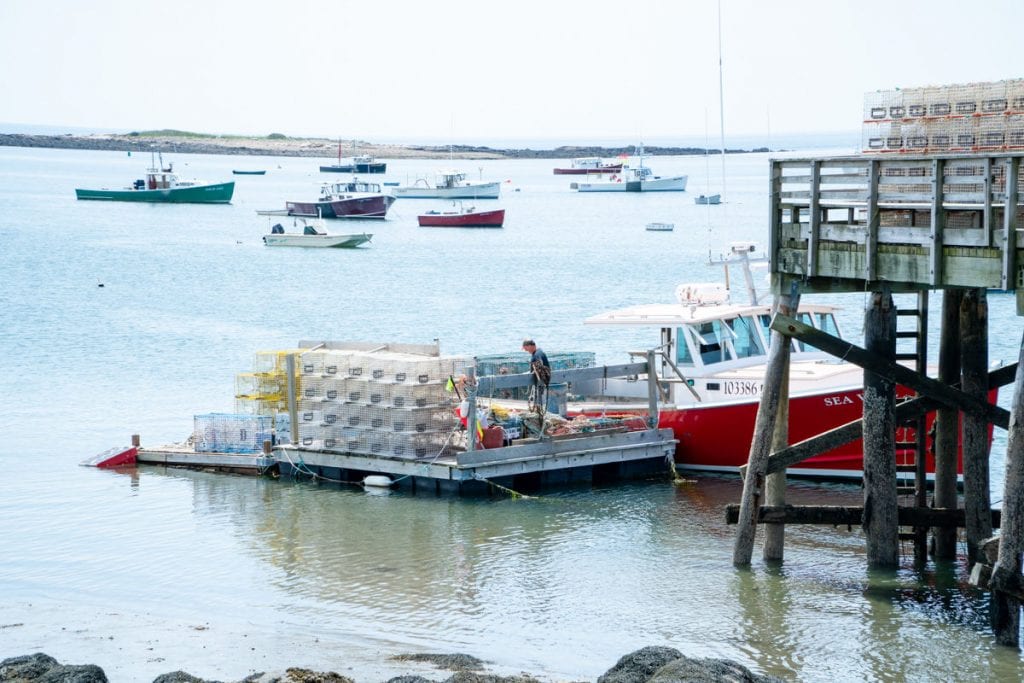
[
  {"x1": 286, "y1": 354, "x2": 298, "y2": 445},
  {"x1": 863, "y1": 289, "x2": 899, "y2": 568},
  {"x1": 733, "y1": 286, "x2": 799, "y2": 566},
  {"x1": 961, "y1": 288, "x2": 991, "y2": 564},
  {"x1": 131, "y1": 434, "x2": 140, "y2": 448},
  {"x1": 991, "y1": 333, "x2": 1024, "y2": 646},
  {"x1": 934, "y1": 289, "x2": 963, "y2": 559},
  {"x1": 763, "y1": 337, "x2": 791, "y2": 562}
]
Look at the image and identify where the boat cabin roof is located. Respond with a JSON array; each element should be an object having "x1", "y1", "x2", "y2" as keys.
[{"x1": 585, "y1": 300, "x2": 839, "y2": 327}]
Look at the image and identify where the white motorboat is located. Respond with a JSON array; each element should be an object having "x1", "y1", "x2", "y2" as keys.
[
  {"x1": 392, "y1": 170, "x2": 501, "y2": 199},
  {"x1": 573, "y1": 148, "x2": 687, "y2": 192},
  {"x1": 262, "y1": 218, "x2": 372, "y2": 248}
]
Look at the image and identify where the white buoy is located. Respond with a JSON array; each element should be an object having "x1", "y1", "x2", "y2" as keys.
[{"x1": 363, "y1": 475, "x2": 393, "y2": 488}]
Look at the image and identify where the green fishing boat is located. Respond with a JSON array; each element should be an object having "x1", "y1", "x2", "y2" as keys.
[{"x1": 75, "y1": 152, "x2": 234, "y2": 204}]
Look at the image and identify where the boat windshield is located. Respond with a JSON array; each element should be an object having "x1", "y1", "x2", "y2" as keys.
[{"x1": 727, "y1": 315, "x2": 765, "y2": 359}]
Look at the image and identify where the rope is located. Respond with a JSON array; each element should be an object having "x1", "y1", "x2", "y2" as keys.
[{"x1": 472, "y1": 473, "x2": 535, "y2": 499}]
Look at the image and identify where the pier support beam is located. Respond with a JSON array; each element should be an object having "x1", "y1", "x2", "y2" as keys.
[
  {"x1": 992, "y1": 332, "x2": 1024, "y2": 646},
  {"x1": 764, "y1": 303, "x2": 792, "y2": 563},
  {"x1": 934, "y1": 290, "x2": 963, "y2": 559},
  {"x1": 733, "y1": 286, "x2": 799, "y2": 566},
  {"x1": 863, "y1": 290, "x2": 899, "y2": 568},
  {"x1": 961, "y1": 288, "x2": 992, "y2": 563}
]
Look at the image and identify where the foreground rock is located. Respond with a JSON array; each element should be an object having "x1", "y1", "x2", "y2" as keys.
[{"x1": 0, "y1": 648, "x2": 782, "y2": 683}]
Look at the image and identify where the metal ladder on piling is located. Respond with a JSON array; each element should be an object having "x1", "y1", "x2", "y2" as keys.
[{"x1": 894, "y1": 291, "x2": 930, "y2": 561}]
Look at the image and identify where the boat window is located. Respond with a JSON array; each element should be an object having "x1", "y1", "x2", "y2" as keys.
[
  {"x1": 727, "y1": 316, "x2": 765, "y2": 359},
  {"x1": 694, "y1": 321, "x2": 725, "y2": 364},
  {"x1": 758, "y1": 314, "x2": 773, "y2": 347},
  {"x1": 675, "y1": 327, "x2": 694, "y2": 366}
]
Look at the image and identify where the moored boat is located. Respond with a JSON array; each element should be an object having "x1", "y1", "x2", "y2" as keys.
[
  {"x1": 392, "y1": 171, "x2": 500, "y2": 199},
  {"x1": 286, "y1": 179, "x2": 395, "y2": 219},
  {"x1": 645, "y1": 222, "x2": 674, "y2": 231},
  {"x1": 263, "y1": 218, "x2": 372, "y2": 248},
  {"x1": 694, "y1": 193, "x2": 721, "y2": 205},
  {"x1": 552, "y1": 157, "x2": 624, "y2": 175},
  {"x1": 75, "y1": 152, "x2": 234, "y2": 203},
  {"x1": 563, "y1": 243, "x2": 996, "y2": 480},
  {"x1": 418, "y1": 204, "x2": 505, "y2": 228},
  {"x1": 573, "y1": 149, "x2": 687, "y2": 193},
  {"x1": 233, "y1": 169, "x2": 267, "y2": 175},
  {"x1": 320, "y1": 141, "x2": 386, "y2": 173}
]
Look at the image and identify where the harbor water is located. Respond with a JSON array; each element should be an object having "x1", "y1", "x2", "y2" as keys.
[{"x1": 2, "y1": 145, "x2": 1023, "y2": 681}]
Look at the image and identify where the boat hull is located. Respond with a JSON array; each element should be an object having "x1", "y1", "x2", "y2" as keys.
[
  {"x1": 233, "y1": 170, "x2": 266, "y2": 175},
  {"x1": 418, "y1": 209, "x2": 505, "y2": 227},
  {"x1": 320, "y1": 163, "x2": 387, "y2": 174},
  {"x1": 575, "y1": 385, "x2": 996, "y2": 480},
  {"x1": 75, "y1": 181, "x2": 235, "y2": 203},
  {"x1": 575, "y1": 176, "x2": 688, "y2": 192},
  {"x1": 286, "y1": 194, "x2": 395, "y2": 218},
  {"x1": 393, "y1": 182, "x2": 501, "y2": 199},
  {"x1": 263, "y1": 233, "x2": 372, "y2": 248},
  {"x1": 553, "y1": 165, "x2": 623, "y2": 175}
]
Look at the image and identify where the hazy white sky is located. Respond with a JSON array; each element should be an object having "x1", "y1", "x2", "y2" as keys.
[{"x1": 2, "y1": 0, "x2": 1023, "y2": 144}]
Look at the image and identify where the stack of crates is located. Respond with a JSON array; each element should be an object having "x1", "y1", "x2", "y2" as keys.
[
  {"x1": 475, "y1": 351, "x2": 595, "y2": 400},
  {"x1": 296, "y1": 349, "x2": 470, "y2": 459},
  {"x1": 193, "y1": 413, "x2": 273, "y2": 454},
  {"x1": 234, "y1": 349, "x2": 306, "y2": 421},
  {"x1": 863, "y1": 79, "x2": 1024, "y2": 154}
]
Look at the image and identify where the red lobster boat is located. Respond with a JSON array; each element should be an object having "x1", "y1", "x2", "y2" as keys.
[
  {"x1": 553, "y1": 157, "x2": 624, "y2": 175},
  {"x1": 286, "y1": 180, "x2": 395, "y2": 219},
  {"x1": 569, "y1": 243, "x2": 997, "y2": 480},
  {"x1": 418, "y1": 204, "x2": 505, "y2": 228}
]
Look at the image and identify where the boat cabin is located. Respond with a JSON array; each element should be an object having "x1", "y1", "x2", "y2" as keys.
[
  {"x1": 320, "y1": 180, "x2": 383, "y2": 198},
  {"x1": 583, "y1": 285, "x2": 849, "y2": 405},
  {"x1": 143, "y1": 165, "x2": 177, "y2": 190}
]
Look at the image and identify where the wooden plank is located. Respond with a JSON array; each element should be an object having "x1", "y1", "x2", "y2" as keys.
[
  {"x1": 866, "y1": 159, "x2": 880, "y2": 280},
  {"x1": 984, "y1": 157, "x2": 994, "y2": 246},
  {"x1": 930, "y1": 158, "x2": 946, "y2": 285},
  {"x1": 724, "y1": 504, "x2": 1002, "y2": 527},
  {"x1": 769, "y1": 161, "x2": 782, "y2": 274},
  {"x1": 769, "y1": 314, "x2": 1010, "y2": 428},
  {"x1": 455, "y1": 427, "x2": 674, "y2": 466},
  {"x1": 1002, "y1": 156, "x2": 1019, "y2": 289},
  {"x1": 808, "y1": 161, "x2": 821, "y2": 277}
]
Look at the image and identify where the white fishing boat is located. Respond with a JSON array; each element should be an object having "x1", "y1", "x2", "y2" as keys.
[
  {"x1": 392, "y1": 170, "x2": 501, "y2": 199},
  {"x1": 573, "y1": 147, "x2": 687, "y2": 192},
  {"x1": 262, "y1": 218, "x2": 372, "y2": 248},
  {"x1": 645, "y1": 222, "x2": 674, "y2": 232}
]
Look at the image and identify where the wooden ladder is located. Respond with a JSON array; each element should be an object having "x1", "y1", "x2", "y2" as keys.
[{"x1": 894, "y1": 291, "x2": 930, "y2": 561}]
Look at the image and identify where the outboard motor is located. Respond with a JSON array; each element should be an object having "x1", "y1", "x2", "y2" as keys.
[{"x1": 133, "y1": 179, "x2": 145, "y2": 190}]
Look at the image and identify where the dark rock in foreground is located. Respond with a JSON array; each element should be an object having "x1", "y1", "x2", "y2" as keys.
[{"x1": 0, "y1": 648, "x2": 782, "y2": 683}]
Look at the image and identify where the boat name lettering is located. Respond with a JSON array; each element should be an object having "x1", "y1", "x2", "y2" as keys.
[
  {"x1": 823, "y1": 393, "x2": 863, "y2": 407},
  {"x1": 723, "y1": 380, "x2": 762, "y2": 396}
]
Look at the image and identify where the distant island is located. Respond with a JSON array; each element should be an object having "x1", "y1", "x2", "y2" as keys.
[{"x1": 0, "y1": 129, "x2": 769, "y2": 160}]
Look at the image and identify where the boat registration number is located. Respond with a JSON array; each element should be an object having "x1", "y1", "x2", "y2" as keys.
[{"x1": 722, "y1": 380, "x2": 762, "y2": 396}]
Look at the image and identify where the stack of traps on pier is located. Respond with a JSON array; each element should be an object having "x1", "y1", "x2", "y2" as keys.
[
  {"x1": 863, "y1": 78, "x2": 1024, "y2": 154},
  {"x1": 295, "y1": 349, "x2": 470, "y2": 458}
]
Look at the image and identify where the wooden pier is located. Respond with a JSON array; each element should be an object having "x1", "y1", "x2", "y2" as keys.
[{"x1": 731, "y1": 150, "x2": 1024, "y2": 646}]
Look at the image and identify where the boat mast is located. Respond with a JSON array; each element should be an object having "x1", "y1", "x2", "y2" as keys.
[{"x1": 717, "y1": 0, "x2": 727, "y2": 201}]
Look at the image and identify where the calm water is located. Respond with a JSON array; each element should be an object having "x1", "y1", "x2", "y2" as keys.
[{"x1": 1, "y1": 145, "x2": 1023, "y2": 682}]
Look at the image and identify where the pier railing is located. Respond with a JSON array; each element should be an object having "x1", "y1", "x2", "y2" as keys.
[{"x1": 770, "y1": 153, "x2": 1024, "y2": 297}]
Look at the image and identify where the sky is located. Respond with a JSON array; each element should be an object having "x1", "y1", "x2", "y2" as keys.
[{"x1": 3, "y1": 0, "x2": 1024, "y2": 146}]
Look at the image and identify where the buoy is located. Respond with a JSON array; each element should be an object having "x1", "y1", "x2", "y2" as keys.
[{"x1": 363, "y1": 475, "x2": 393, "y2": 488}]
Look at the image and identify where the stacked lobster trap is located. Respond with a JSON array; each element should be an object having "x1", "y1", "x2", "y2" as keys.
[
  {"x1": 295, "y1": 349, "x2": 471, "y2": 459},
  {"x1": 863, "y1": 79, "x2": 1024, "y2": 154}
]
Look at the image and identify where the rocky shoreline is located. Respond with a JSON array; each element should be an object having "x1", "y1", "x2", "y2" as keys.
[
  {"x1": 0, "y1": 133, "x2": 766, "y2": 161},
  {"x1": 1, "y1": 648, "x2": 783, "y2": 683}
]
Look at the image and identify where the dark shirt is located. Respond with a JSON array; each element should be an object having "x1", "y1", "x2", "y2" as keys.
[{"x1": 530, "y1": 347, "x2": 550, "y2": 368}]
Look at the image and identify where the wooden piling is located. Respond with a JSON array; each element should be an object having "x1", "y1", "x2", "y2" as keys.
[
  {"x1": 733, "y1": 287, "x2": 799, "y2": 566},
  {"x1": 934, "y1": 289, "x2": 963, "y2": 559},
  {"x1": 764, "y1": 305, "x2": 792, "y2": 562},
  {"x1": 131, "y1": 434, "x2": 140, "y2": 448},
  {"x1": 863, "y1": 289, "x2": 899, "y2": 568},
  {"x1": 961, "y1": 288, "x2": 992, "y2": 563},
  {"x1": 991, "y1": 332, "x2": 1024, "y2": 646}
]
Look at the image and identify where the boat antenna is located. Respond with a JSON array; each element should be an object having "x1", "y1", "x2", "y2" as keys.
[{"x1": 717, "y1": 0, "x2": 727, "y2": 202}]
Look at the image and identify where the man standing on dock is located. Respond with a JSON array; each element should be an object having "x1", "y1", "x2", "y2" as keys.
[{"x1": 522, "y1": 339, "x2": 551, "y2": 411}]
